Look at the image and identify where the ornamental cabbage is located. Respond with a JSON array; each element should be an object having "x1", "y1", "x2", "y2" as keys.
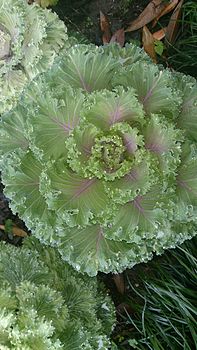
[
  {"x1": 0, "y1": 237, "x2": 115, "y2": 349},
  {"x1": 1, "y1": 43, "x2": 197, "y2": 276},
  {"x1": 0, "y1": 0, "x2": 68, "y2": 115}
]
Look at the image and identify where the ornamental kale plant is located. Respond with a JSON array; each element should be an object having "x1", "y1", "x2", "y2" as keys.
[
  {"x1": 1, "y1": 43, "x2": 197, "y2": 276},
  {"x1": 0, "y1": 0, "x2": 68, "y2": 115},
  {"x1": 0, "y1": 237, "x2": 115, "y2": 349}
]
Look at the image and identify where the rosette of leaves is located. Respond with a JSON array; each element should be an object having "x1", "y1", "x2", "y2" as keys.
[
  {"x1": 0, "y1": 237, "x2": 115, "y2": 349},
  {"x1": 0, "y1": 43, "x2": 197, "y2": 276},
  {"x1": 0, "y1": 0, "x2": 68, "y2": 115}
]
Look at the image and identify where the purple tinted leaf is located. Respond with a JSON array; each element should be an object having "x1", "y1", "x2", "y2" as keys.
[
  {"x1": 144, "y1": 117, "x2": 173, "y2": 154},
  {"x1": 73, "y1": 178, "x2": 97, "y2": 199},
  {"x1": 176, "y1": 161, "x2": 197, "y2": 205},
  {"x1": 86, "y1": 89, "x2": 143, "y2": 130},
  {"x1": 123, "y1": 133, "x2": 138, "y2": 155}
]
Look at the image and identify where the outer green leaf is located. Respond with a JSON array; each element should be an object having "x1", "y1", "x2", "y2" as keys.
[
  {"x1": 29, "y1": 86, "x2": 84, "y2": 160},
  {"x1": 176, "y1": 160, "x2": 197, "y2": 206},
  {"x1": 177, "y1": 74, "x2": 197, "y2": 141},
  {"x1": 1, "y1": 152, "x2": 52, "y2": 224},
  {"x1": 58, "y1": 224, "x2": 152, "y2": 276},
  {"x1": 50, "y1": 45, "x2": 120, "y2": 92},
  {"x1": 101, "y1": 42, "x2": 151, "y2": 66},
  {"x1": 114, "y1": 62, "x2": 180, "y2": 117},
  {"x1": 144, "y1": 115, "x2": 180, "y2": 154},
  {"x1": 0, "y1": 104, "x2": 28, "y2": 159}
]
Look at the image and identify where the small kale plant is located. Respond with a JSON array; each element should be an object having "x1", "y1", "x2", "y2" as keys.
[
  {"x1": 1, "y1": 43, "x2": 197, "y2": 276},
  {"x1": 0, "y1": 0, "x2": 68, "y2": 115},
  {"x1": 0, "y1": 237, "x2": 115, "y2": 349}
]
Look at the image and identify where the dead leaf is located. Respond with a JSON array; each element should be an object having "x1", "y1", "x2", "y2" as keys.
[
  {"x1": 165, "y1": 0, "x2": 184, "y2": 44},
  {"x1": 116, "y1": 302, "x2": 133, "y2": 315},
  {"x1": 0, "y1": 224, "x2": 28, "y2": 237},
  {"x1": 113, "y1": 273, "x2": 125, "y2": 294},
  {"x1": 110, "y1": 28, "x2": 125, "y2": 47},
  {"x1": 152, "y1": 0, "x2": 179, "y2": 27},
  {"x1": 100, "y1": 11, "x2": 111, "y2": 44},
  {"x1": 125, "y1": 0, "x2": 167, "y2": 32},
  {"x1": 142, "y1": 25, "x2": 157, "y2": 63},
  {"x1": 153, "y1": 27, "x2": 167, "y2": 40}
]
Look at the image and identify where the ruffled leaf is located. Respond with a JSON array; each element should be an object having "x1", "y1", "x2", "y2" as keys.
[
  {"x1": 0, "y1": 0, "x2": 68, "y2": 114},
  {"x1": 114, "y1": 62, "x2": 179, "y2": 117},
  {"x1": 86, "y1": 88, "x2": 144, "y2": 130},
  {"x1": 144, "y1": 114, "x2": 183, "y2": 154},
  {"x1": 1, "y1": 152, "x2": 50, "y2": 223},
  {"x1": 106, "y1": 161, "x2": 153, "y2": 204},
  {"x1": 0, "y1": 71, "x2": 27, "y2": 114},
  {"x1": 51, "y1": 45, "x2": 120, "y2": 92},
  {"x1": 101, "y1": 42, "x2": 151, "y2": 66},
  {"x1": 105, "y1": 186, "x2": 165, "y2": 242},
  {"x1": 58, "y1": 224, "x2": 152, "y2": 276},
  {"x1": 177, "y1": 74, "x2": 197, "y2": 141},
  {"x1": 65, "y1": 124, "x2": 99, "y2": 172},
  {"x1": 176, "y1": 160, "x2": 197, "y2": 206},
  {"x1": 44, "y1": 160, "x2": 109, "y2": 226},
  {"x1": 0, "y1": 104, "x2": 28, "y2": 159},
  {"x1": 29, "y1": 86, "x2": 84, "y2": 160}
]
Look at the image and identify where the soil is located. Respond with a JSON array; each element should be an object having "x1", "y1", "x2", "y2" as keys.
[
  {"x1": 55, "y1": 0, "x2": 149, "y2": 44},
  {"x1": 0, "y1": 179, "x2": 28, "y2": 245}
]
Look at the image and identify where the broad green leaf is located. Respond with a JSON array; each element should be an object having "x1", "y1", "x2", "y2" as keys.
[
  {"x1": 144, "y1": 114, "x2": 182, "y2": 154},
  {"x1": 0, "y1": 104, "x2": 28, "y2": 157},
  {"x1": 101, "y1": 42, "x2": 151, "y2": 66},
  {"x1": 1, "y1": 152, "x2": 52, "y2": 224},
  {"x1": 58, "y1": 224, "x2": 152, "y2": 276},
  {"x1": 0, "y1": 71, "x2": 27, "y2": 114},
  {"x1": 177, "y1": 76, "x2": 197, "y2": 141},
  {"x1": 30, "y1": 87, "x2": 84, "y2": 160},
  {"x1": 107, "y1": 162, "x2": 152, "y2": 204},
  {"x1": 45, "y1": 160, "x2": 109, "y2": 226},
  {"x1": 51, "y1": 45, "x2": 120, "y2": 92},
  {"x1": 86, "y1": 88, "x2": 144, "y2": 130},
  {"x1": 176, "y1": 160, "x2": 197, "y2": 206},
  {"x1": 105, "y1": 186, "x2": 165, "y2": 242},
  {"x1": 114, "y1": 62, "x2": 179, "y2": 117}
]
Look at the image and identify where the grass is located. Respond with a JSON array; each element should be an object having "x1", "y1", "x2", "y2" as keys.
[
  {"x1": 115, "y1": 237, "x2": 197, "y2": 349},
  {"x1": 166, "y1": 1, "x2": 197, "y2": 77}
]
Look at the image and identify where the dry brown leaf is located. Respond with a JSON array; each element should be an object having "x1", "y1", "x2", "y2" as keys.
[
  {"x1": 100, "y1": 11, "x2": 111, "y2": 44},
  {"x1": 0, "y1": 224, "x2": 28, "y2": 237},
  {"x1": 110, "y1": 28, "x2": 125, "y2": 47},
  {"x1": 142, "y1": 25, "x2": 157, "y2": 63},
  {"x1": 125, "y1": 0, "x2": 167, "y2": 32},
  {"x1": 116, "y1": 302, "x2": 133, "y2": 315},
  {"x1": 152, "y1": 0, "x2": 179, "y2": 27},
  {"x1": 165, "y1": 0, "x2": 184, "y2": 44},
  {"x1": 113, "y1": 273, "x2": 125, "y2": 294},
  {"x1": 153, "y1": 27, "x2": 167, "y2": 40}
]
